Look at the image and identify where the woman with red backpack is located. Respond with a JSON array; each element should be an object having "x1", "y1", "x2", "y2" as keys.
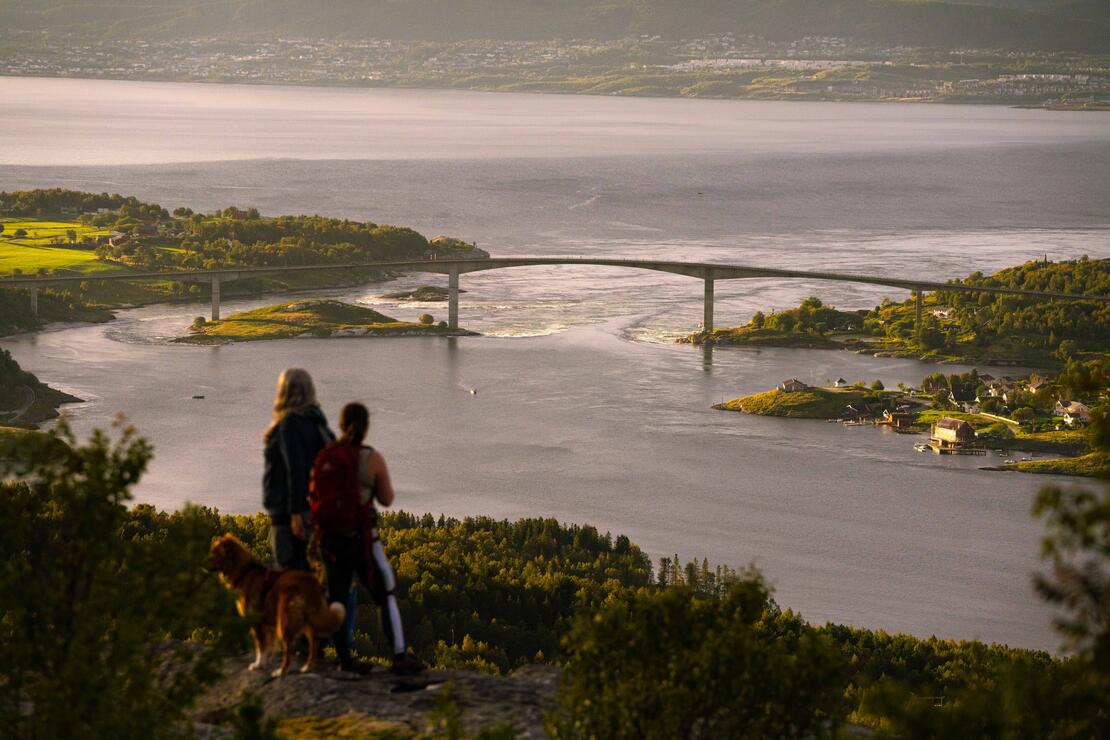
[{"x1": 312, "y1": 401, "x2": 426, "y2": 676}]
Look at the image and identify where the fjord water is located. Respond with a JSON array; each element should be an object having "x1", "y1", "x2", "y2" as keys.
[{"x1": 3, "y1": 77, "x2": 1110, "y2": 650}]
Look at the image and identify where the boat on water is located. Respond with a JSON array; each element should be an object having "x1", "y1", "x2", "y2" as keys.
[{"x1": 914, "y1": 442, "x2": 930, "y2": 452}]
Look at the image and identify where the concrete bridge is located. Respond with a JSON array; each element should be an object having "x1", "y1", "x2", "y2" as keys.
[{"x1": 2, "y1": 257, "x2": 1107, "y2": 334}]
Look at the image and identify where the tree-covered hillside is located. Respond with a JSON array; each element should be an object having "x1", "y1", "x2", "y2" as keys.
[
  {"x1": 2, "y1": 423, "x2": 1108, "y2": 736},
  {"x1": 691, "y1": 257, "x2": 1110, "y2": 368},
  {"x1": 0, "y1": 348, "x2": 80, "y2": 426},
  {"x1": 1, "y1": 0, "x2": 1106, "y2": 51}
]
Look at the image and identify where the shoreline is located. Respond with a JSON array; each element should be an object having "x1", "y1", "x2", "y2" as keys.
[{"x1": 1, "y1": 72, "x2": 1105, "y2": 112}]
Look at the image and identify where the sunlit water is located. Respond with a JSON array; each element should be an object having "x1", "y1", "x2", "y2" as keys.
[{"x1": 3, "y1": 77, "x2": 1110, "y2": 650}]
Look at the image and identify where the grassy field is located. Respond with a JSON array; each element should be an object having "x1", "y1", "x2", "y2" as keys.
[
  {"x1": 717, "y1": 386, "x2": 883, "y2": 419},
  {"x1": 177, "y1": 299, "x2": 474, "y2": 343},
  {"x1": 0, "y1": 217, "x2": 117, "y2": 275},
  {"x1": 0, "y1": 217, "x2": 110, "y2": 246}
]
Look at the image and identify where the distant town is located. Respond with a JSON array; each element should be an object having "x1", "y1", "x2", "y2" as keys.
[{"x1": 2, "y1": 31, "x2": 1108, "y2": 109}]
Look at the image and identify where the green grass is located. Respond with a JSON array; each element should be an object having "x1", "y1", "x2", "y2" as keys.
[
  {"x1": 177, "y1": 299, "x2": 473, "y2": 343},
  {"x1": 914, "y1": 409, "x2": 1006, "y2": 431},
  {"x1": 0, "y1": 217, "x2": 111, "y2": 245},
  {"x1": 1011, "y1": 452, "x2": 1110, "y2": 479},
  {"x1": 717, "y1": 386, "x2": 883, "y2": 419},
  {"x1": 0, "y1": 242, "x2": 121, "y2": 275},
  {"x1": 1009, "y1": 429, "x2": 1090, "y2": 455},
  {"x1": 0, "y1": 217, "x2": 117, "y2": 276}
]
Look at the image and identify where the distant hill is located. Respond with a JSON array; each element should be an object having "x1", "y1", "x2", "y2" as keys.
[{"x1": 1, "y1": 0, "x2": 1107, "y2": 51}]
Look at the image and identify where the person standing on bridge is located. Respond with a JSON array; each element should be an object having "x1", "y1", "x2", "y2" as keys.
[{"x1": 262, "y1": 368, "x2": 333, "y2": 571}]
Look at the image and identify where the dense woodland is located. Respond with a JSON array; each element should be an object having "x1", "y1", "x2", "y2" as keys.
[
  {"x1": 1, "y1": 423, "x2": 1108, "y2": 736},
  {"x1": 0, "y1": 189, "x2": 170, "y2": 220},
  {"x1": 0, "y1": 188, "x2": 457, "y2": 271},
  {"x1": 0, "y1": 348, "x2": 79, "y2": 425},
  {"x1": 893, "y1": 257, "x2": 1110, "y2": 355},
  {"x1": 706, "y1": 258, "x2": 1109, "y2": 367}
]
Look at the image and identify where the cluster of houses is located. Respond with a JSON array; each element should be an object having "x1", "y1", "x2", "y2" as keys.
[
  {"x1": 772, "y1": 369, "x2": 1095, "y2": 456},
  {"x1": 778, "y1": 377, "x2": 849, "y2": 392},
  {"x1": 102, "y1": 223, "x2": 163, "y2": 249},
  {"x1": 948, "y1": 74, "x2": 1110, "y2": 97},
  {"x1": 972, "y1": 372, "x2": 1090, "y2": 427}
]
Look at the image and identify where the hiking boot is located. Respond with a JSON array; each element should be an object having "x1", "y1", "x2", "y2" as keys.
[{"x1": 390, "y1": 652, "x2": 426, "y2": 676}]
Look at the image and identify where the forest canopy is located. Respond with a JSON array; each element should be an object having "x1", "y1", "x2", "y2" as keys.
[{"x1": 2, "y1": 423, "x2": 1109, "y2": 736}]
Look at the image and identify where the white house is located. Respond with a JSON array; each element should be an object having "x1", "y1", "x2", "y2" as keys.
[
  {"x1": 1056, "y1": 401, "x2": 1090, "y2": 426},
  {"x1": 779, "y1": 379, "x2": 809, "y2": 393}
]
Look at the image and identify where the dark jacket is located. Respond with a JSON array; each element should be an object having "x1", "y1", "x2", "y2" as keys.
[{"x1": 263, "y1": 406, "x2": 333, "y2": 524}]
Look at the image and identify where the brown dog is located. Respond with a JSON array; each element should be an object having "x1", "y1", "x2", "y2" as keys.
[{"x1": 210, "y1": 533, "x2": 346, "y2": 677}]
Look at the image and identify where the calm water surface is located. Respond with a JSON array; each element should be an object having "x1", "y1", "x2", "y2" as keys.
[{"x1": 3, "y1": 77, "x2": 1110, "y2": 650}]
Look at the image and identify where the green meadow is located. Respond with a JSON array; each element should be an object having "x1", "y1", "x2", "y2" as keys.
[
  {"x1": 716, "y1": 386, "x2": 886, "y2": 419},
  {"x1": 0, "y1": 217, "x2": 117, "y2": 275},
  {"x1": 1011, "y1": 452, "x2": 1110, "y2": 479}
]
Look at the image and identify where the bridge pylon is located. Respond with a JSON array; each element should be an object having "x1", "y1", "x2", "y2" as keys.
[
  {"x1": 211, "y1": 277, "x2": 221, "y2": 321},
  {"x1": 448, "y1": 267, "x2": 459, "y2": 330},
  {"x1": 703, "y1": 276, "x2": 714, "y2": 339}
]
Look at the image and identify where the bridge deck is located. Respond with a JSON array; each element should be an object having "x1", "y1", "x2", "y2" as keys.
[
  {"x1": 1, "y1": 256, "x2": 1106, "y2": 303},
  {"x1": 2, "y1": 256, "x2": 1105, "y2": 326}
]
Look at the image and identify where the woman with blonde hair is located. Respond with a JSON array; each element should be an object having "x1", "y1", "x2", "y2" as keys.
[{"x1": 262, "y1": 368, "x2": 333, "y2": 571}]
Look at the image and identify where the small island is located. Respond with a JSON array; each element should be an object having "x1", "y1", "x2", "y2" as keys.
[
  {"x1": 176, "y1": 299, "x2": 477, "y2": 344},
  {"x1": 380, "y1": 285, "x2": 457, "y2": 302},
  {"x1": 715, "y1": 382, "x2": 896, "y2": 419}
]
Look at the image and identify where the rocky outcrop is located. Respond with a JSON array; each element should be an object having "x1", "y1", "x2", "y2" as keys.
[{"x1": 193, "y1": 654, "x2": 557, "y2": 738}]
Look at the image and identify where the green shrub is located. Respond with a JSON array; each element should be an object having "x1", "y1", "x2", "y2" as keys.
[
  {"x1": 548, "y1": 576, "x2": 847, "y2": 739},
  {"x1": 0, "y1": 420, "x2": 247, "y2": 738}
]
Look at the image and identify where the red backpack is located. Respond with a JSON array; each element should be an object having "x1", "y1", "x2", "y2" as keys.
[{"x1": 309, "y1": 442, "x2": 366, "y2": 536}]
